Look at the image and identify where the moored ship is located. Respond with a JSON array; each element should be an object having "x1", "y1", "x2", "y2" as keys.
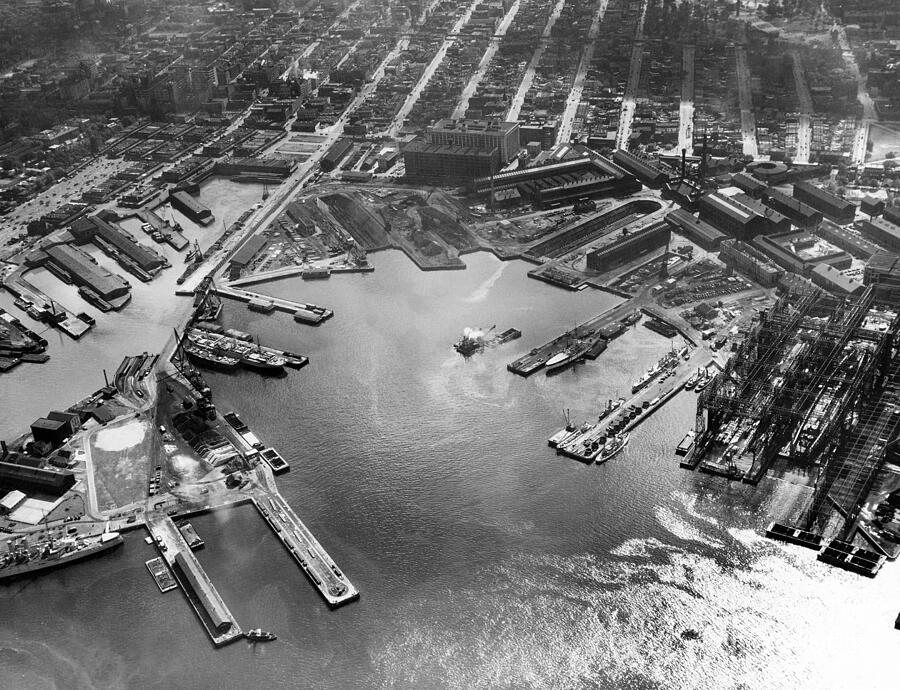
[
  {"x1": 0, "y1": 532, "x2": 123, "y2": 582},
  {"x1": 596, "y1": 433, "x2": 629, "y2": 464},
  {"x1": 183, "y1": 339, "x2": 240, "y2": 372}
]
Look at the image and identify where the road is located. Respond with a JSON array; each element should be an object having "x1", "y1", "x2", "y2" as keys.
[
  {"x1": 279, "y1": 0, "x2": 364, "y2": 80},
  {"x1": 384, "y1": 0, "x2": 484, "y2": 137},
  {"x1": 678, "y1": 44, "x2": 695, "y2": 156},
  {"x1": 506, "y1": 0, "x2": 569, "y2": 122},
  {"x1": 833, "y1": 23, "x2": 877, "y2": 166},
  {"x1": 614, "y1": 0, "x2": 648, "y2": 150},
  {"x1": 734, "y1": 45, "x2": 759, "y2": 158},
  {"x1": 555, "y1": 0, "x2": 609, "y2": 145},
  {"x1": 451, "y1": 0, "x2": 523, "y2": 119},
  {"x1": 791, "y1": 51, "x2": 813, "y2": 164}
]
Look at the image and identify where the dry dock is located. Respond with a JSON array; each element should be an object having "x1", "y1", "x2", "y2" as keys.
[
  {"x1": 213, "y1": 285, "x2": 333, "y2": 324},
  {"x1": 146, "y1": 514, "x2": 243, "y2": 647}
]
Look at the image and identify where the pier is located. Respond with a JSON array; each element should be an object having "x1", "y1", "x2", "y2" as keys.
[
  {"x1": 2, "y1": 273, "x2": 91, "y2": 339},
  {"x1": 146, "y1": 514, "x2": 243, "y2": 647},
  {"x1": 250, "y1": 473, "x2": 359, "y2": 607},
  {"x1": 213, "y1": 285, "x2": 333, "y2": 324},
  {"x1": 133, "y1": 208, "x2": 190, "y2": 251}
]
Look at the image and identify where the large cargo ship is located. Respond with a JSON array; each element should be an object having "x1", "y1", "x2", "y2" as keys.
[
  {"x1": 187, "y1": 330, "x2": 285, "y2": 374},
  {"x1": 0, "y1": 532, "x2": 123, "y2": 582},
  {"x1": 183, "y1": 339, "x2": 240, "y2": 372}
]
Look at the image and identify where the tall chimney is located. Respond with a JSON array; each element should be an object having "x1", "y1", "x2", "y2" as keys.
[{"x1": 681, "y1": 148, "x2": 687, "y2": 179}]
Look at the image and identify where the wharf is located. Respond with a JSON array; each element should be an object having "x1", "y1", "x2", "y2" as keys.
[
  {"x1": 3, "y1": 274, "x2": 91, "y2": 339},
  {"x1": 145, "y1": 514, "x2": 243, "y2": 647},
  {"x1": 554, "y1": 356, "x2": 712, "y2": 462},
  {"x1": 249, "y1": 478, "x2": 358, "y2": 608},
  {"x1": 507, "y1": 302, "x2": 643, "y2": 376},
  {"x1": 134, "y1": 209, "x2": 190, "y2": 251},
  {"x1": 213, "y1": 285, "x2": 333, "y2": 324}
]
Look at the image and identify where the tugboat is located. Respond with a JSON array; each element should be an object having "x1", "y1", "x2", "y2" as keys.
[
  {"x1": 596, "y1": 433, "x2": 629, "y2": 464},
  {"x1": 245, "y1": 628, "x2": 277, "y2": 642},
  {"x1": 454, "y1": 334, "x2": 482, "y2": 357}
]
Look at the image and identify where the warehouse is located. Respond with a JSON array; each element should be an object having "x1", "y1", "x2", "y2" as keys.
[
  {"x1": 860, "y1": 216, "x2": 900, "y2": 253},
  {"x1": 70, "y1": 215, "x2": 165, "y2": 273},
  {"x1": 612, "y1": 150, "x2": 669, "y2": 186},
  {"x1": 586, "y1": 223, "x2": 670, "y2": 273},
  {"x1": 174, "y1": 551, "x2": 234, "y2": 633},
  {"x1": 169, "y1": 191, "x2": 213, "y2": 225},
  {"x1": 664, "y1": 209, "x2": 727, "y2": 250},
  {"x1": 698, "y1": 193, "x2": 769, "y2": 240},
  {"x1": 762, "y1": 187, "x2": 823, "y2": 228},
  {"x1": 792, "y1": 181, "x2": 856, "y2": 223},
  {"x1": 44, "y1": 244, "x2": 130, "y2": 303}
]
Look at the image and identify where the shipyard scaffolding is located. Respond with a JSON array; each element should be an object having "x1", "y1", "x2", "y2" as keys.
[{"x1": 684, "y1": 286, "x2": 900, "y2": 573}]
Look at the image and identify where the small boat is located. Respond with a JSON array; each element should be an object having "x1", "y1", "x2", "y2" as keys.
[
  {"x1": 245, "y1": 628, "x2": 277, "y2": 642},
  {"x1": 596, "y1": 433, "x2": 629, "y2": 464}
]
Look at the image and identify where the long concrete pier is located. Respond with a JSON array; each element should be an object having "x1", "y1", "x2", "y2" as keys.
[
  {"x1": 213, "y1": 285, "x2": 333, "y2": 324},
  {"x1": 146, "y1": 514, "x2": 243, "y2": 647}
]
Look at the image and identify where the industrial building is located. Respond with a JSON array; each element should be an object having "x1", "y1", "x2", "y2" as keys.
[
  {"x1": 585, "y1": 223, "x2": 670, "y2": 273},
  {"x1": 320, "y1": 138, "x2": 353, "y2": 172},
  {"x1": 864, "y1": 250, "x2": 900, "y2": 304},
  {"x1": 471, "y1": 156, "x2": 640, "y2": 208},
  {"x1": 753, "y1": 230, "x2": 852, "y2": 276},
  {"x1": 0, "y1": 460, "x2": 75, "y2": 495},
  {"x1": 664, "y1": 209, "x2": 727, "y2": 250},
  {"x1": 228, "y1": 235, "x2": 268, "y2": 278},
  {"x1": 169, "y1": 191, "x2": 213, "y2": 225},
  {"x1": 30, "y1": 417, "x2": 70, "y2": 448},
  {"x1": 719, "y1": 239, "x2": 782, "y2": 286},
  {"x1": 762, "y1": 187, "x2": 823, "y2": 228},
  {"x1": 810, "y1": 263, "x2": 864, "y2": 296},
  {"x1": 174, "y1": 551, "x2": 234, "y2": 633},
  {"x1": 885, "y1": 205, "x2": 900, "y2": 226},
  {"x1": 731, "y1": 173, "x2": 766, "y2": 198},
  {"x1": 792, "y1": 181, "x2": 856, "y2": 224},
  {"x1": 611, "y1": 150, "x2": 670, "y2": 186},
  {"x1": 816, "y1": 220, "x2": 880, "y2": 260},
  {"x1": 732, "y1": 193, "x2": 791, "y2": 235},
  {"x1": 43, "y1": 244, "x2": 131, "y2": 304},
  {"x1": 698, "y1": 193, "x2": 769, "y2": 240},
  {"x1": 860, "y1": 216, "x2": 900, "y2": 253}
]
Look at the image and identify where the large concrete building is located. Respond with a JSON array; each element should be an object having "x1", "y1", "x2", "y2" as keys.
[
  {"x1": 792, "y1": 181, "x2": 856, "y2": 224},
  {"x1": 585, "y1": 223, "x2": 670, "y2": 273},
  {"x1": 719, "y1": 239, "x2": 782, "y2": 287},
  {"x1": 403, "y1": 119, "x2": 519, "y2": 181},
  {"x1": 752, "y1": 230, "x2": 851, "y2": 276}
]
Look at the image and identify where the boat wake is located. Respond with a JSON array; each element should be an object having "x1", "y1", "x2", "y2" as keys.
[{"x1": 464, "y1": 264, "x2": 506, "y2": 303}]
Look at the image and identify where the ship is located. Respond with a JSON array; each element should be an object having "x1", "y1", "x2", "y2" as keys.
[
  {"x1": 631, "y1": 350, "x2": 680, "y2": 393},
  {"x1": 596, "y1": 433, "x2": 629, "y2": 464},
  {"x1": 182, "y1": 339, "x2": 239, "y2": 372},
  {"x1": 684, "y1": 370, "x2": 701, "y2": 389},
  {"x1": 301, "y1": 267, "x2": 331, "y2": 280},
  {"x1": 76, "y1": 312, "x2": 96, "y2": 326},
  {"x1": 245, "y1": 628, "x2": 277, "y2": 642},
  {"x1": 545, "y1": 343, "x2": 590, "y2": 374},
  {"x1": 598, "y1": 398, "x2": 624, "y2": 422},
  {"x1": 0, "y1": 532, "x2": 123, "y2": 582},
  {"x1": 454, "y1": 334, "x2": 482, "y2": 357},
  {"x1": 676, "y1": 430, "x2": 695, "y2": 456},
  {"x1": 240, "y1": 350, "x2": 286, "y2": 374}
]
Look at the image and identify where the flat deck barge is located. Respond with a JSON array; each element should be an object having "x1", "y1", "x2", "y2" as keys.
[
  {"x1": 213, "y1": 285, "x2": 333, "y2": 324},
  {"x1": 146, "y1": 557, "x2": 179, "y2": 592}
]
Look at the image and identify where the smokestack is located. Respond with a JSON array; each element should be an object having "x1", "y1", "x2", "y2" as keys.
[
  {"x1": 103, "y1": 369, "x2": 109, "y2": 387},
  {"x1": 1, "y1": 440, "x2": 7, "y2": 460},
  {"x1": 681, "y1": 148, "x2": 686, "y2": 179}
]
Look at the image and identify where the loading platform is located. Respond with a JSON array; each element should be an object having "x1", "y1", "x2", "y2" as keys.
[
  {"x1": 146, "y1": 557, "x2": 178, "y2": 592},
  {"x1": 213, "y1": 285, "x2": 333, "y2": 324},
  {"x1": 146, "y1": 514, "x2": 243, "y2": 647}
]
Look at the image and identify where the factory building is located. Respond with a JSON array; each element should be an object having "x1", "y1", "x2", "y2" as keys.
[
  {"x1": 864, "y1": 251, "x2": 900, "y2": 305},
  {"x1": 43, "y1": 244, "x2": 131, "y2": 303},
  {"x1": 320, "y1": 138, "x2": 353, "y2": 172},
  {"x1": 762, "y1": 188, "x2": 823, "y2": 228},
  {"x1": 752, "y1": 230, "x2": 852, "y2": 276},
  {"x1": 731, "y1": 173, "x2": 766, "y2": 198},
  {"x1": 0, "y1": 461, "x2": 75, "y2": 495},
  {"x1": 810, "y1": 263, "x2": 865, "y2": 296},
  {"x1": 664, "y1": 209, "x2": 727, "y2": 250},
  {"x1": 860, "y1": 217, "x2": 900, "y2": 253},
  {"x1": 732, "y1": 193, "x2": 791, "y2": 235},
  {"x1": 719, "y1": 239, "x2": 783, "y2": 287},
  {"x1": 30, "y1": 417, "x2": 70, "y2": 448},
  {"x1": 174, "y1": 551, "x2": 234, "y2": 633},
  {"x1": 611, "y1": 150, "x2": 669, "y2": 186},
  {"x1": 792, "y1": 181, "x2": 856, "y2": 224},
  {"x1": 698, "y1": 193, "x2": 769, "y2": 240},
  {"x1": 585, "y1": 223, "x2": 670, "y2": 273},
  {"x1": 815, "y1": 220, "x2": 880, "y2": 260},
  {"x1": 402, "y1": 140, "x2": 498, "y2": 180}
]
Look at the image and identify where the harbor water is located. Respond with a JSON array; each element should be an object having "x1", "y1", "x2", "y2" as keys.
[{"x1": 1, "y1": 249, "x2": 898, "y2": 689}]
